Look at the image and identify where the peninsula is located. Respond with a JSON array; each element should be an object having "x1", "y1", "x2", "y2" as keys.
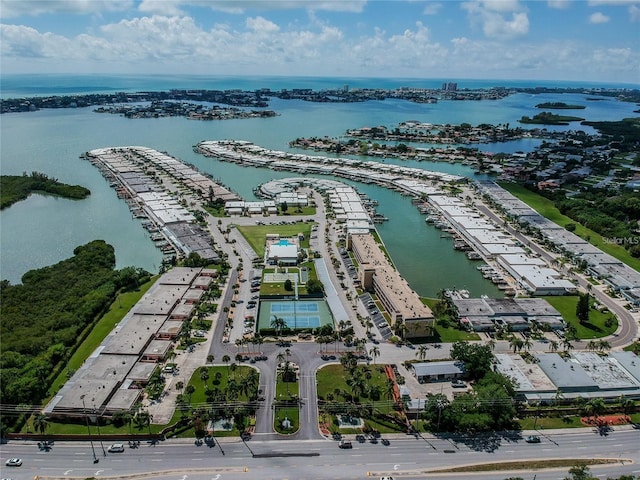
[{"x1": 1, "y1": 172, "x2": 90, "y2": 209}]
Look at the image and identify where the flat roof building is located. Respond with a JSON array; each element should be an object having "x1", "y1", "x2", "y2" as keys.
[
  {"x1": 349, "y1": 232, "x2": 433, "y2": 337},
  {"x1": 412, "y1": 361, "x2": 465, "y2": 383}
]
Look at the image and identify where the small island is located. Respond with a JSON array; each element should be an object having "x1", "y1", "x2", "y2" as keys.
[
  {"x1": 519, "y1": 111, "x2": 585, "y2": 125},
  {"x1": 1, "y1": 172, "x2": 91, "y2": 209},
  {"x1": 535, "y1": 101, "x2": 586, "y2": 109}
]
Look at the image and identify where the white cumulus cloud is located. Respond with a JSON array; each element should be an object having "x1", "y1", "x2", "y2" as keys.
[
  {"x1": 589, "y1": 11, "x2": 611, "y2": 22},
  {"x1": 245, "y1": 16, "x2": 280, "y2": 33},
  {"x1": 462, "y1": 0, "x2": 529, "y2": 38}
]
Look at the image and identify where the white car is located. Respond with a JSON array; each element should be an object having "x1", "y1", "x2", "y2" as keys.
[
  {"x1": 5, "y1": 458, "x2": 22, "y2": 467},
  {"x1": 107, "y1": 443, "x2": 125, "y2": 453}
]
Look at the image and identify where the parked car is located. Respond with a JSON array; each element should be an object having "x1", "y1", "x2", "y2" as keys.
[
  {"x1": 525, "y1": 435, "x2": 541, "y2": 443},
  {"x1": 5, "y1": 458, "x2": 22, "y2": 467},
  {"x1": 451, "y1": 379, "x2": 466, "y2": 388},
  {"x1": 108, "y1": 443, "x2": 125, "y2": 453},
  {"x1": 338, "y1": 440, "x2": 352, "y2": 449}
]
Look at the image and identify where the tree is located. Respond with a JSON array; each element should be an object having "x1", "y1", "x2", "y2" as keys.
[
  {"x1": 33, "y1": 413, "x2": 48, "y2": 437},
  {"x1": 281, "y1": 201, "x2": 288, "y2": 213},
  {"x1": 185, "y1": 385, "x2": 196, "y2": 404},
  {"x1": 284, "y1": 279, "x2": 293, "y2": 291},
  {"x1": 509, "y1": 335, "x2": 524, "y2": 353},
  {"x1": 369, "y1": 346, "x2": 380, "y2": 364},
  {"x1": 576, "y1": 292, "x2": 590, "y2": 324},
  {"x1": 584, "y1": 398, "x2": 606, "y2": 421},
  {"x1": 416, "y1": 345, "x2": 428, "y2": 362},
  {"x1": 450, "y1": 341, "x2": 494, "y2": 381},
  {"x1": 222, "y1": 355, "x2": 231, "y2": 380},
  {"x1": 305, "y1": 279, "x2": 324, "y2": 294},
  {"x1": 564, "y1": 463, "x2": 595, "y2": 480},
  {"x1": 271, "y1": 315, "x2": 287, "y2": 336}
]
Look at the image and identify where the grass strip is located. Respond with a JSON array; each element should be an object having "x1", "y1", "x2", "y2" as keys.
[{"x1": 430, "y1": 458, "x2": 623, "y2": 473}]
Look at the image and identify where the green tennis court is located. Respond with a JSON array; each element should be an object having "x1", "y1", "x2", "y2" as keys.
[{"x1": 258, "y1": 299, "x2": 333, "y2": 332}]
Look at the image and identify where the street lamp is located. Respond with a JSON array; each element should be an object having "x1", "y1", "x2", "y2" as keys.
[
  {"x1": 93, "y1": 403, "x2": 107, "y2": 456},
  {"x1": 80, "y1": 395, "x2": 99, "y2": 464}
]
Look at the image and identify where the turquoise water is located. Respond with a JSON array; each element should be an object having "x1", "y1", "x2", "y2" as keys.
[{"x1": 2, "y1": 76, "x2": 638, "y2": 295}]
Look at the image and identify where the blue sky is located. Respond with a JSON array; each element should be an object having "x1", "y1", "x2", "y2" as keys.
[{"x1": 1, "y1": 0, "x2": 638, "y2": 83}]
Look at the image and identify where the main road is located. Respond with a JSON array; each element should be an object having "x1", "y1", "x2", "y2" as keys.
[{"x1": 1, "y1": 428, "x2": 638, "y2": 480}]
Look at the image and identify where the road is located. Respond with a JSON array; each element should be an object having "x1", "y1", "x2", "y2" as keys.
[{"x1": 2, "y1": 428, "x2": 638, "y2": 480}]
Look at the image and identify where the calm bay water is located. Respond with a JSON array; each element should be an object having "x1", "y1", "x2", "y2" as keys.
[{"x1": 2, "y1": 75, "x2": 638, "y2": 296}]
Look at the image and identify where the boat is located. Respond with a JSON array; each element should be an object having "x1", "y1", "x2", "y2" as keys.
[{"x1": 467, "y1": 251, "x2": 481, "y2": 260}]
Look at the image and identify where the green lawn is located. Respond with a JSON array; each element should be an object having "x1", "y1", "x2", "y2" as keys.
[
  {"x1": 274, "y1": 375, "x2": 300, "y2": 434},
  {"x1": 316, "y1": 364, "x2": 405, "y2": 434},
  {"x1": 499, "y1": 182, "x2": 640, "y2": 271},
  {"x1": 48, "y1": 276, "x2": 159, "y2": 398},
  {"x1": 543, "y1": 295, "x2": 617, "y2": 339},
  {"x1": 518, "y1": 415, "x2": 583, "y2": 430},
  {"x1": 433, "y1": 325, "x2": 481, "y2": 342},
  {"x1": 236, "y1": 222, "x2": 313, "y2": 258},
  {"x1": 260, "y1": 261, "x2": 319, "y2": 295},
  {"x1": 422, "y1": 297, "x2": 480, "y2": 342}
]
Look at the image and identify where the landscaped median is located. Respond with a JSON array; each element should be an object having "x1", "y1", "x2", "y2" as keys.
[
  {"x1": 367, "y1": 458, "x2": 629, "y2": 479},
  {"x1": 274, "y1": 357, "x2": 299, "y2": 434}
]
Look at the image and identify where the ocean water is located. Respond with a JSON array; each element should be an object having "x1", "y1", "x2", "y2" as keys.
[
  {"x1": 2, "y1": 74, "x2": 638, "y2": 98},
  {"x1": 1, "y1": 75, "x2": 638, "y2": 296}
]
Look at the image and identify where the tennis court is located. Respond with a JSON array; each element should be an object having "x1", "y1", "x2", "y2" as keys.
[{"x1": 258, "y1": 299, "x2": 334, "y2": 332}]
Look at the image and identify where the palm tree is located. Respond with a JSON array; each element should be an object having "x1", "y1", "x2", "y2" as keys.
[
  {"x1": 395, "y1": 321, "x2": 408, "y2": 341},
  {"x1": 416, "y1": 345, "x2": 428, "y2": 362},
  {"x1": 185, "y1": 385, "x2": 196, "y2": 404},
  {"x1": 620, "y1": 396, "x2": 634, "y2": 416},
  {"x1": 549, "y1": 340, "x2": 559, "y2": 353},
  {"x1": 346, "y1": 372, "x2": 366, "y2": 402},
  {"x1": 384, "y1": 378, "x2": 396, "y2": 404},
  {"x1": 255, "y1": 335, "x2": 264, "y2": 355},
  {"x1": 222, "y1": 355, "x2": 231, "y2": 380},
  {"x1": 200, "y1": 367, "x2": 210, "y2": 385},
  {"x1": 597, "y1": 340, "x2": 611, "y2": 353},
  {"x1": 365, "y1": 319, "x2": 374, "y2": 337},
  {"x1": 509, "y1": 335, "x2": 524, "y2": 353},
  {"x1": 33, "y1": 413, "x2": 48, "y2": 437},
  {"x1": 369, "y1": 346, "x2": 380, "y2": 364},
  {"x1": 271, "y1": 315, "x2": 287, "y2": 336},
  {"x1": 586, "y1": 340, "x2": 598, "y2": 352},
  {"x1": 134, "y1": 411, "x2": 153, "y2": 435},
  {"x1": 584, "y1": 398, "x2": 606, "y2": 422},
  {"x1": 522, "y1": 336, "x2": 533, "y2": 352},
  {"x1": 562, "y1": 338, "x2": 574, "y2": 353}
]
